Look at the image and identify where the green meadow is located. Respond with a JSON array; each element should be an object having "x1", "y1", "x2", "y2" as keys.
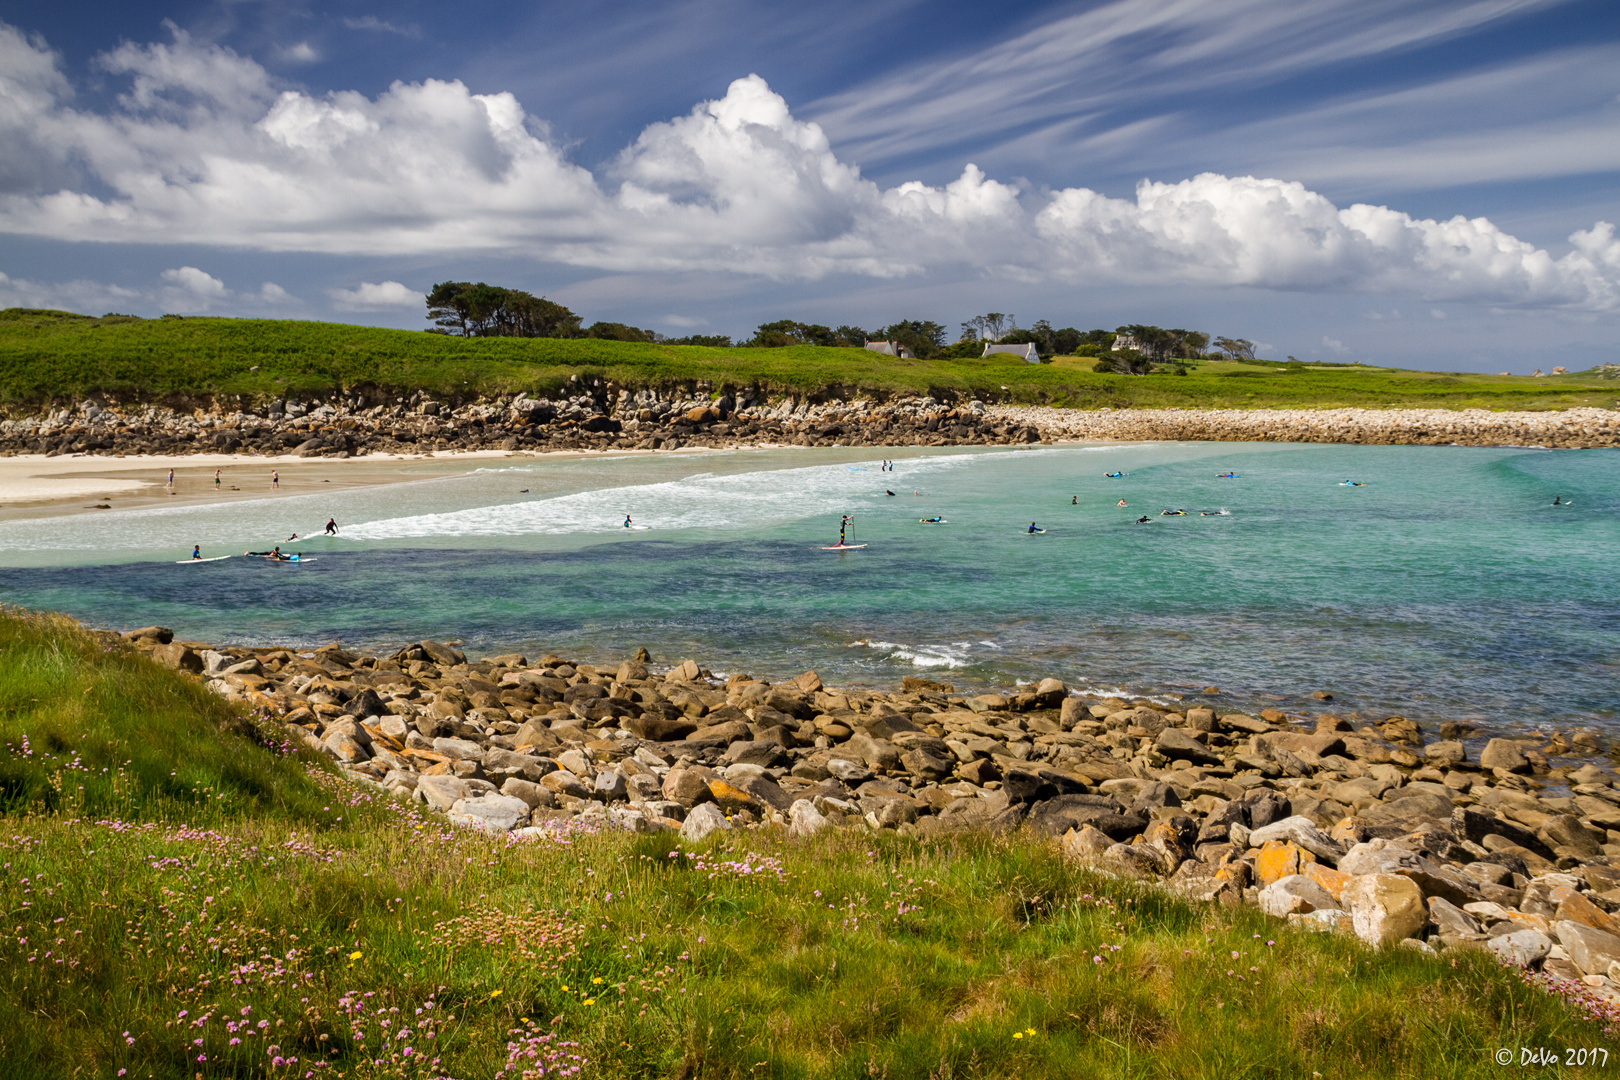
[
  {"x1": 0, "y1": 607, "x2": 1613, "y2": 1079},
  {"x1": 1, "y1": 308, "x2": 1615, "y2": 411}
]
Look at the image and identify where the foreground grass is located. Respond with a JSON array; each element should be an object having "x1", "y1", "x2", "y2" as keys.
[
  {"x1": 3, "y1": 309, "x2": 1616, "y2": 412},
  {"x1": 1, "y1": 609, "x2": 1613, "y2": 1079}
]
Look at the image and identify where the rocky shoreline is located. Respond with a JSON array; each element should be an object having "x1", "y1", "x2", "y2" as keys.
[
  {"x1": 4, "y1": 386, "x2": 1616, "y2": 459},
  {"x1": 993, "y1": 404, "x2": 1620, "y2": 449},
  {"x1": 113, "y1": 623, "x2": 1620, "y2": 993},
  {"x1": 0, "y1": 388, "x2": 1041, "y2": 458}
]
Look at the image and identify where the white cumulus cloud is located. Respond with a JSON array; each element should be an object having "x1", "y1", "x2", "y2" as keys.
[
  {"x1": 328, "y1": 280, "x2": 420, "y2": 310},
  {"x1": 0, "y1": 21, "x2": 1617, "y2": 312},
  {"x1": 160, "y1": 266, "x2": 227, "y2": 298}
]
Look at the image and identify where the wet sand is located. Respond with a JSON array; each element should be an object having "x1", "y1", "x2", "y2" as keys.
[{"x1": 0, "y1": 449, "x2": 633, "y2": 523}]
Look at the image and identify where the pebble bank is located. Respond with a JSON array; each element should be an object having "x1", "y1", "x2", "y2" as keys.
[{"x1": 103, "y1": 624, "x2": 1620, "y2": 1004}]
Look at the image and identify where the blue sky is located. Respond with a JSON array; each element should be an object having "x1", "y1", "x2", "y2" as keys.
[{"x1": 1, "y1": 0, "x2": 1617, "y2": 370}]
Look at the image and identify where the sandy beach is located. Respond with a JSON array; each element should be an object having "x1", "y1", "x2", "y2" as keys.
[{"x1": 0, "y1": 449, "x2": 565, "y2": 522}]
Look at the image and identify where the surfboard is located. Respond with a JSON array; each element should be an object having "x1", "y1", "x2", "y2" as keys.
[
  {"x1": 1024, "y1": 529, "x2": 1046, "y2": 534},
  {"x1": 822, "y1": 544, "x2": 867, "y2": 550},
  {"x1": 624, "y1": 524, "x2": 651, "y2": 530},
  {"x1": 175, "y1": 555, "x2": 232, "y2": 564},
  {"x1": 918, "y1": 519, "x2": 947, "y2": 524},
  {"x1": 246, "y1": 554, "x2": 316, "y2": 563}
]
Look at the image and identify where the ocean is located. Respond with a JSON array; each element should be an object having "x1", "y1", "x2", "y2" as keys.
[{"x1": 1, "y1": 441, "x2": 1614, "y2": 737}]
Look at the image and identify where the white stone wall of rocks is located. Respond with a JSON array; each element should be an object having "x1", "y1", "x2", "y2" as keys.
[{"x1": 989, "y1": 405, "x2": 1620, "y2": 449}]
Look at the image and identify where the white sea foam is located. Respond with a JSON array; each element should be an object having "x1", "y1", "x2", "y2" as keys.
[
  {"x1": 851, "y1": 638, "x2": 977, "y2": 669},
  {"x1": 343, "y1": 455, "x2": 975, "y2": 540}
]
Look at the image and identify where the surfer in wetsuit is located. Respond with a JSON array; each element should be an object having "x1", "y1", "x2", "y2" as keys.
[
  {"x1": 1028, "y1": 522, "x2": 1040, "y2": 533},
  {"x1": 1136, "y1": 515, "x2": 1150, "y2": 524},
  {"x1": 325, "y1": 517, "x2": 338, "y2": 535},
  {"x1": 191, "y1": 545, "x2": 201, "y2": 560},
  {"x1": 839, "y1": 514, "x2": 852, "y2": 546},
  {"x1": 1554, "y1": 496, "x2": 1562, "y2": 505},
  {"x1": 624, "y1": 515, "x2": 633, "y2": 528},
  {"x1": 1072, "y1": 496, "x2": 1078, "y2": 505}
]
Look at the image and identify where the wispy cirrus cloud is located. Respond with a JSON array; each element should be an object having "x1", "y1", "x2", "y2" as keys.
[
  {"x1": 0, "y1": 20, "x2": 1617, "y2": 312},
  {"x1": 803, "y1": 0, "x2": 1568, "y2": 170}
]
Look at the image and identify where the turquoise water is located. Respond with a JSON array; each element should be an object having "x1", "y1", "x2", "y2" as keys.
[{"x1": 1, "y1": 442, "x2": 1615, "y2": 735}]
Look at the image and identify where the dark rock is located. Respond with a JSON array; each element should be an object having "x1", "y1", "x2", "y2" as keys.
[
  {"x1": 1156, "y1": 728, "x2": 1222, "y2": 766},
  {"x1": 1453, "y1": 807, "x2": 1556, "y2": 861},
  {"x1": 625, "y1": 715, "x2": 698, "y2": 742}
]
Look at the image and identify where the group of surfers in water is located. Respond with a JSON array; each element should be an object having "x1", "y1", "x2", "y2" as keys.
[{"x1": 187, "y1": 517, "x2": 338, "y2": 561}]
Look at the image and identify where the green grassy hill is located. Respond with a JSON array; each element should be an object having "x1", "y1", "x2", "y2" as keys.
[
  {"x1": 2, "y1": 308, "x2": 1615, "y2": 412},
  {"x1": 0, "y1": 607, "x2": 1612, "y2": 1078}
]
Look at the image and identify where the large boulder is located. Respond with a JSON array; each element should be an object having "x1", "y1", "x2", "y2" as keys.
[
  {"x1": 1246, "y1": 816, "x2": 1343, "y2": 862},
  {"x1": 1259, "y1": 874, "x2": 1339, "y2": 918},
  {"x1": 787, "y1": 799, "x2": 832, "y2": 838},
  {"x1": 1554, "y1": 921, "x2": 1620, "y2": 977},
  {"x1": 1479, "y1": 738, "x2": 1531, "y2": 774},
  {"x1": 416, "y1": 774, "x2": 471, "y2": 811},
  {"x1": 1156, "y1": 728, "x2": 1221, "y2": 767},
  {"x1": 1341, "y1": 874, "x2": 1427, "y2": 946},
  {"x1": 152, "y1": 642, "x2": 204, "y2": 673},
  {"x1": 449, "y1": 793, "x2": 531, "y2": 832},
  {"x1": 1488, "y1": 930, "x2": 1552, "y2": 968},
  {"x1": 680, "y1": 802, "x2": 730, "y2": 842}
]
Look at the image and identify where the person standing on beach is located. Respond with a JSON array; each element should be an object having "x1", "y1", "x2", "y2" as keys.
[
  {"x1": 166, "y1": 468, "x2": 174, "y2": 487},
  {"x1": 214, "y1": 468, "x2": 221, "y2": 488},
  {"x1": 271, "y1": 470, "x2": 279, "y2": 489}
]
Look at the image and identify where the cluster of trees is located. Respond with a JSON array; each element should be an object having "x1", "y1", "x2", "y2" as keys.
[
  {"x1": 746, "y1": 319, "x2": 948, "y2": 358},
  {"x1": 421, "y1": 284, "x2": 1257, "y2": 372},
  {"x1": 426, "y1": 282, "x2": 583, "y2": 338},
  {"x1": 426, "y1": 282, "x2": 696, "y2": 344}
]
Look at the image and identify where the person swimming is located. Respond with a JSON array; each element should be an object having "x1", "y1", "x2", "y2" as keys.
[
  {"x1": 1117, "y1": 499, "x2": 1127, "y2": 507},
  {"x1": 1553, "y1": 496, "x2": 1562, "y2": 505},
  {"x1": 1160, "y1": 509, "x2": 1186, "y2": 516},
  {"x1": 920, "y1": 516, "x2": 943, "y2": 524},
  {"x1": 1136, "y1": 515, "x2": 1151, "y2": 524},
  {"x1": 885, "y1": 490, "x2": 896, "y2": 496},
  {"x1": 1217, "y1": 472, "x2": 1237, "y2": 478},
  {"x1": 1105, "y1": 471, "x2": 1125, "y2": 478},
  {"x1": 1072, "y1": 496, "x2": 1078, "y2": 505}
]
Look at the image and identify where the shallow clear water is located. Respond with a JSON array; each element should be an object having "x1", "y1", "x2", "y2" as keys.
[{"x1": 1, "y1": 442, "x2": 1615, "y2": 735}]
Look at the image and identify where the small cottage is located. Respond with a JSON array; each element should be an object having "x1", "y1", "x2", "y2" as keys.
[
  {"x1": 981, "y1": 342, "x2": 1040, "y2": 363},
  {"x1": 864, "y1": 340, "x2": 915, "y2": 359}
]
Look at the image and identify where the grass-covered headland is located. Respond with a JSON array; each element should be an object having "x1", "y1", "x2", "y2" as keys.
[
  {"x1": 1, "y1": 606, "x2": 1614, "y2": 1079},
  {"x1": 2, "y1": 308, "x2": 1617, "y2": 413}
]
